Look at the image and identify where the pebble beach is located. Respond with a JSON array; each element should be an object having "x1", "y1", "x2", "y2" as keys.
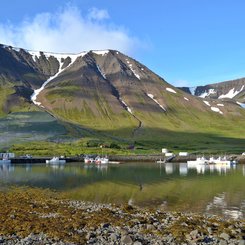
[{"x1": 0, "y1": 188, "x2": 244, "y2": 244}]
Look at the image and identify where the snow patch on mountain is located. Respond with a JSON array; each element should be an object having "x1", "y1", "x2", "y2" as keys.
[
  {"x1": 184, "y1": 97, "x2": 189, "y2": 101},
  {"x1": 166, "y1": 88, "x2": 176, "y2": 94},
  {"x1": 147, "y1": 93, "x2": 166, "y2": 111},
  {"x1": 217, "y1": 103, "x2": 224, "y2": 107},
  {"x1": 29, "y1": 50, "x2": 87, "y2": 63},
  {"x1": 92, "y1": 50, "x2": 109, "y2": 56},
  {"x1": 236, "y1": 101, "x2": 245, "y2": 108},
  {"x1": 128, "y1": 64, "x2": 140, "y2": 80},
  {"x1": 199, "y1": 89, "x2": 216, "y2": 98},
  {"x1": 120, "y1": 98, "x2": 133, "y2": 114},
  {"x1": 203, "y1": 100, "x2": 211, "y2": 106},
  {"x1": 218, "y1": 85, "x2": 244, "y2": 99},
  {"x1": 211, "y1": 107, "x2": 223, "y2": 114},
  {"x1": 30, "y1": 53, "x2": 82, "y2": 106},
  {"x1": 96, "y1": 65, "x2": 106, "y2": 79}
]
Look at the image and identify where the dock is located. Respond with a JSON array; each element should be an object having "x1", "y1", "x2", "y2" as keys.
[{"x1": 10, "y1": 157, "x2": 80, "y2": 164}]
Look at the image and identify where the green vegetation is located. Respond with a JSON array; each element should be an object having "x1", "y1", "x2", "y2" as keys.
[{"x1": 10, "y1": 140, "x2": 155, "y2": 156}]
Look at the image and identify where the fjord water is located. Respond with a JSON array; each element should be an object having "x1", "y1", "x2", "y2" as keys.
[{"x1": 0, "y1": 162, "x2": 244, "y2": 219}]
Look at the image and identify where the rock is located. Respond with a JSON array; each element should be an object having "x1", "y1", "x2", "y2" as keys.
[
  {"x1": 133, "y1": 241, "x2": 142, "y2": 245},
  {"x1": 220, "y1": 232, "x2": 230, "y2": 241},
  {"x1": 202, "y1": 237, "x2": 213, "y2": 243},
  {"x1": 146, "y1": 224, "x2": 154, "y2": 230},
  {"x1": 10, "y1": 214, "x2": 15, "y2": 219},
  {"x1": 110, "y1": 233, "x2": 117, "y2": 241},
  {"x1": 120, "y1": 229, "x2": 129, "y2": 235},
  {"x1": 238, "y1": 241, "x2": 245, "y2": 245},
  {"x1": 88, "y1": 238, "x2": 98, "y2": 244},
  {"x1": 86, "y1": 232, "x2": 91, "y2": 240},
  {"x1": 102, "y1": 223, "x2": 110, "y2": 229},
  {"x1": 190, "y1": 229, "x2": 199, "y2": 239},
  {"x1": 121, "y1": 235, "x2": 133, "y2": 244},
  {"x1": 219, "y1": 240, "x2": 228, "y2": 245}
]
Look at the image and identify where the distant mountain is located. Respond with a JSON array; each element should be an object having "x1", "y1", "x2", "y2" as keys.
[
  {"x1": 0, "y1": 44, "x2": 245, "y2": 151},
  {"x1": 179, "y1": 79, "x2": 245, "y2": 103}
]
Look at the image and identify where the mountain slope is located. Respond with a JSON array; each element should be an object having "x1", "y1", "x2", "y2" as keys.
[
  {"x1": 0, "y1": 44, "x2": 245, "y2": 151},
  {"x1": 179, "y1": 78, "x2": 245, "y2": 103}
]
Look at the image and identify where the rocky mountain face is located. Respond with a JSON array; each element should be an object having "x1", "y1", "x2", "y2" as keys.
[
  {"x1": 0, "y1": 44, "x2": 245, "y2": 149},
  {"x1": 179, "y1": 79, "x2": 245, "y2": 103}
]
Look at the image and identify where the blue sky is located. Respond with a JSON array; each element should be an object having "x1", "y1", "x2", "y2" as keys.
[{"x1": 1, "y1": 0, "x2": 245, "y2": 87}]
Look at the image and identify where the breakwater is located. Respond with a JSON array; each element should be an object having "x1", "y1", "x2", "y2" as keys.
[{"x1": 7, "y1": 154, "x2": 245, "y2": 164}]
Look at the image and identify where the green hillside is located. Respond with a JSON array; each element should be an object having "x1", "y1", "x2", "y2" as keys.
[{"x1": 0, "y1": 45, "x2": 244, "y2": 154}]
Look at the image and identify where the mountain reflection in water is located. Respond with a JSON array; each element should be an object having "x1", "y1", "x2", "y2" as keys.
[{"x1": 0, "y1": 162, "x2": 244, "y2": 219}]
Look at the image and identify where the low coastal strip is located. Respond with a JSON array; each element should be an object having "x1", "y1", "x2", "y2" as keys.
[
  {"x1": 9, "y1": 154, "x2": 245, "y2": 164},
  {"x1": 0, "y1": 187, "x2": 244, "y2": 244}
]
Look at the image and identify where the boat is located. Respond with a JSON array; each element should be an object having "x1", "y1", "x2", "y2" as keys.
[
  {"x1": 46, "y1": 157, "x2": 66, "y2": 164},
  {"x1": 108, "y1": 161, "x2": 121, "y2": 164},
  {"x1": 84, "y1": 156, "x2": 94, "y2": 164},
  {"x1": 156, "y1": 159, "x2": 165, "y2": 164},
  {"x1": 187, "y1": 157, "x2": 208, "y2": 167},
  {"x1": 0, "y1": 153, "x2": 11, "y2": 164},
  {"x1": 95, "y1": 156, "x2": 109, "y2": 164},
  {"x1": 208, "y1": 156, "x2": 231, "y2": 165}
]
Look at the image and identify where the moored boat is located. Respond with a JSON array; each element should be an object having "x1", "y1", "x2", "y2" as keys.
[
  {"x1": 156, "y1": 159, "x2": 165, "y2": 164},
  {"x1": 95, "y1": 156, "x2": 109, "y2": 164},
  {"x1": 46, "y1": 157, "x2": 66, "y2": 164},
  {"x1": 0, "y1": 154, "x2": 11, "y2": 164},
  {"x1": 208, "y1": 156, "x2": 231, "y2": 165},
  {"x1": 84, "y1": 156, "x2": 94, "y2": 164},
  {"x1": 187, "y1": 157, "x2": 208, "y2": 168}
]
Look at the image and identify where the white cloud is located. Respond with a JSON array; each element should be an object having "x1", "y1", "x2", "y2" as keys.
[
  {"x1": 88, "y1": 8, "x2": 110, "y2": 21},
  {"x1": 0, "y1": 6, "x2": 140, "y2": 54}
]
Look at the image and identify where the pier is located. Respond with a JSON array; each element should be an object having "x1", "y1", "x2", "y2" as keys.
[{"x1": 10, "y1": 157, "x2": 79, "y2": 164}]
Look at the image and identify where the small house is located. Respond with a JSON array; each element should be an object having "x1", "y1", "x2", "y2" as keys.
[{"x1": 179, "y1": 152, "x2": 189, "y2": 156}]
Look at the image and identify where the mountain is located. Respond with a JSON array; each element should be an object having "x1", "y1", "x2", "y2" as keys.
[
  {"x1": 0, "y1": 44, "x2": 245, "y2": 152},
  {"x1": 179, "y1": 79, "x2": 245, "y2": 103}
]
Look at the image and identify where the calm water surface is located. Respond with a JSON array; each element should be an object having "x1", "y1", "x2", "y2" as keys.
[{"x1": 0, "y1": 162, "x2": 244, "y2": 219}]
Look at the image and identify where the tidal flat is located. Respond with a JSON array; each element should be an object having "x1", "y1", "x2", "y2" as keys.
[{"x1": 0, "y1": 187, "x2": 244, "y2": 244}]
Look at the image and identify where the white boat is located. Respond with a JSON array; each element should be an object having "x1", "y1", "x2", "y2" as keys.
[
  {"x1": 156, "y1": 159, "x2": 165, "y2": 164},
  {"x1": 208, "y1": 156, "x2": 231, "y2": 165},
  {"x1": 187, "y1": 157, "x2": 208, "y2": 168},
  {"x1": 46, "y1": 157, "x2": 66, "y2": 164},
  {"x1": 84, "y1": 156, "x2": 94, "y2": 164},
  {"x1": 95, "y1": 156, "x2": 109, "y2": 164},
  {"x1": 0, "y1": 154, "x2": 11, "y2": 164}
]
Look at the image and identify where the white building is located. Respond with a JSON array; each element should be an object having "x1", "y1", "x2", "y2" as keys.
[{"x1": 179, "y1": 152, "x2": 189, "y2": 156}]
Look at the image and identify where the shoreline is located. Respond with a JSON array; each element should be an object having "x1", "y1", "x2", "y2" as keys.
[
  {"x1": 9, "y1": 153, "x2": 245, "y2": 164},
  {"x1": 0, "y1": 187, "x2": 244, "y2": 244}
]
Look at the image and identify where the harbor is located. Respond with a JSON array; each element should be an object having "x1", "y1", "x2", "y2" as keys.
[{"x1": 1, "y1": 153, "x2": 245, "y2": 164}]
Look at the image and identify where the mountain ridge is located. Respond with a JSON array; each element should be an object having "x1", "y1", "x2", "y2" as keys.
[
  {"x1": 0, "y1": 43, "x2": 244, "y2": 152},
  {"x1": 178, "y1": 78, "x2": 245, "y2": 103}
]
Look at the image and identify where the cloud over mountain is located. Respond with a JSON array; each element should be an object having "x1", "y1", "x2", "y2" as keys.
[{"x1": 0, "y1": 6, "x2": 140, "y2": 54}]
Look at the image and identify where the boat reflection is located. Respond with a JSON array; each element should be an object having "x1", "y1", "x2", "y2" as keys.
[
  {"x1": 49, "y1": 164, "x2": 65, "y2": 171},
  {"x1": 164, "y1": 162, "x2": 237, "y2": 175},
  {"x1": 0, "y1": 163, "x2": 14, "y2": 176},
  {"x1": 206, "y1": 192, "x2": 244, "y2": 219},
  {"x1": 162, "y1": 162, "x2": 236, "y2": 175},
  {"x1": 179, "y1": 163, "x2": 188, "y2": 176},
  {"x1": 165, "y1": 162, "x2": 174, "y2": 174},
  {"x1": 83, "y1": 163, "x2": 108, "y2": 174}
]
